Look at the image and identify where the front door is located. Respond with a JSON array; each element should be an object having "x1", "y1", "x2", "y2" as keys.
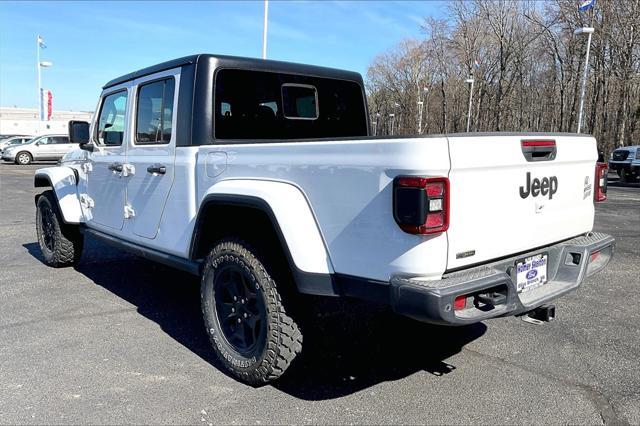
[
  {"x1": 85, "y1": 89, "x2": 129, "y2": 230},
  {"x1": 124, "y1": 71, "x2": 178, "y2": 240},
  {"x1": 34, "y1": 136, "x2": 57, "y2": 160}
]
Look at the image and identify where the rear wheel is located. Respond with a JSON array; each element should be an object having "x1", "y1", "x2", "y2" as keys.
[
  {"x1": 200, "y1": 239, "x2": 302, "y2": 385},
  {"x1": 15, "y1": 151, "x2": 32, "y2": 165},
  {"x1": 36, "y1": 191, "x2": 84, "y2": 267}
]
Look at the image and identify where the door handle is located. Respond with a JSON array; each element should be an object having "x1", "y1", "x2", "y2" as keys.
[
  {"x1": 147, "y1": 164, "x2": 166, "y2": 175},
  {"x1": 108, "y1": 162, "x2": 123, "y2": 172}
]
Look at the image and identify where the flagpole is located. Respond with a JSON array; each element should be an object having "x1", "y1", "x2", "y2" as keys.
[{"x1": 37, "y1": 35, "x2": 41, "y2": 121}]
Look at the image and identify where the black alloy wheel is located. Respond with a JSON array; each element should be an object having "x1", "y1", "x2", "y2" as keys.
[{"x1": 213, "y1": 264, "x2": 267, "y2": 355}]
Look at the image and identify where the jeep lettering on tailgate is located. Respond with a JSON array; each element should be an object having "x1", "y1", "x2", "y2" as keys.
[{"x1": 519, "y1": 172, "x2": 558, "y2": 199}]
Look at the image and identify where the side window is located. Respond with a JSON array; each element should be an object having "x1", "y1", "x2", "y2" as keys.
[
  {"x1": 135, "y1": 78, "x2": 175, "y2": 144},
  {"x1": 38, "y1": 137, "x2": 52, "y2": 145},
  {"x1": 96, "y1": 91, "x2": 128, "y2": 146},
  {"x1": 54, "y1": 136, "x2": 69, "y2": 144},
  {"x1": 281, "y1": 84, "x2": 318, "y2": 120}
]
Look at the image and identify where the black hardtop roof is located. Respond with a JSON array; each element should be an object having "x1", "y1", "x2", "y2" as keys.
[{"x1": 102, "y1": 54, "x2": 363, "y2": 90}]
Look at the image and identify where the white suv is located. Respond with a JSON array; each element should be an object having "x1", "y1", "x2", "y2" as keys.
[{"x1": 2, "y1": 134, "x2": 75, "y2": 165}]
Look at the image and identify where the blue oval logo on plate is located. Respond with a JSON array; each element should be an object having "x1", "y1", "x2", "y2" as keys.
[{"x1": 526, "y1": 270, "x2": 538, "y2": 280}]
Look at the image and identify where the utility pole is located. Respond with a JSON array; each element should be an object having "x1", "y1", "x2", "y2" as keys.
[
  {"x1": 262, "y1": 0, "x2": 269, "y2": 59},
  {"x1": 574, "y1": 27, "x2": 594, "y2": 134}
]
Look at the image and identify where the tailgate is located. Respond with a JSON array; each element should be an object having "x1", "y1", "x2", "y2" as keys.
[{"x1": 446, "y1": 134, "x2": 597, "y2": 270}]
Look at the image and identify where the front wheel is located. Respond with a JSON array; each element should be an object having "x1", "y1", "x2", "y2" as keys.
[
  {"x1": 15, "y1": 151, "x2": 32, "y2": 165},
  {"x1": 618, "y1": 169, "x2": 627, "y2": 183},
  {"x1": 36, "y1": 191, "x2": 84, "y2": 267},
  {"x1": 200, "y1": 239, "x2": 302, "y2": 385}
]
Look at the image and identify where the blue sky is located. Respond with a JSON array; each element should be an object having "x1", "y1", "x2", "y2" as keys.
[{"x1": 0, "y1": 1, "x2": 446, "y2": 111}]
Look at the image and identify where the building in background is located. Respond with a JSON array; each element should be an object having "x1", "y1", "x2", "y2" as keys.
[{"x1": 0, "y1": 107, "x2": 92, "y2": 136}]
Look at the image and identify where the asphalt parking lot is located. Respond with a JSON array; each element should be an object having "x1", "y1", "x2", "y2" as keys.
[{"x1": 0, "y1": 163, "x2": 638, "y2": 425}]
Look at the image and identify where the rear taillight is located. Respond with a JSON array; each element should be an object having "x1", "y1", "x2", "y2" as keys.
[
  {"x1": 393, "y1": 176, "x2": 449, "y2": 234},
  {"x1": 595, "y1": 162, "x2": 607, "y2": 202}
]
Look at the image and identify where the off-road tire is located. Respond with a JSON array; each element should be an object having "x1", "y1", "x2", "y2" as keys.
[
  {"x1": 15, "y1": 151, "x2": 32, "y2": 165},
  {"x1": 36, "y1": 190, "x2": 84, "y2": 267},
  {"x1": 201, "y1": 239, "x2": 302, "y2": 385}
]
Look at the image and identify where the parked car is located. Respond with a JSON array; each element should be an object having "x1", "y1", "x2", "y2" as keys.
[
  {"x1": 608, "y1": 146, "x2": 640, "y2": 182},
  {"x1": 1, "y1": 134, "x2": 74, "y2": 165},
  {"x1": 0, "y1": 134, "x2": 22, "y2": 140},
  {"x1": 0, "y1": 136, "x2": 33, "y2": 154},
  {"x1": 33, "y1": 54, "x2": 614, "y2": 385}
]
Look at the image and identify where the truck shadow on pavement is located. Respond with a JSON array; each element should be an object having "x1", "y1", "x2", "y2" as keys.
[{"x1": 24, "y1": 237, "x2": 486, "y2": 401}]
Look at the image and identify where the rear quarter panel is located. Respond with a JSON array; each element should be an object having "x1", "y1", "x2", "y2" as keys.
[{"x1": 189, "y1": 138, "x2": 451, "y2": 282}]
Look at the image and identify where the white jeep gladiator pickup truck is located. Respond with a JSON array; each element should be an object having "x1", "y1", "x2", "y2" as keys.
[{"x1": 34, "y1": 54, "x2": 615, "y2": 385}]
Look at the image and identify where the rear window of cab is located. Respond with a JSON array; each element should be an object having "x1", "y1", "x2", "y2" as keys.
[{"x1": 214, "y1": 69, "x2": 367, "y2": 140}]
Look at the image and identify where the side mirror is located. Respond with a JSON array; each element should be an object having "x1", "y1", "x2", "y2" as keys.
[{"x1": 69, "y1": 120, "x2": 90, "y2": 144}]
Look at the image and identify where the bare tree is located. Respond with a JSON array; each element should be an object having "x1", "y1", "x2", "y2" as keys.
[{"x1": 365, "y1": 0, "x2": 640, "y2": 154}]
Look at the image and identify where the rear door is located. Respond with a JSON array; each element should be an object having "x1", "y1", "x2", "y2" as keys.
[
  {"x1": 446, "y1": 134, "x2": 597, "y2": 270},
  {"x1": 52, "y1": 136, "x2": 72, "y2": 158},
  {"x1": 123, "y1": 69, "x2": 178, "y2": 240}
]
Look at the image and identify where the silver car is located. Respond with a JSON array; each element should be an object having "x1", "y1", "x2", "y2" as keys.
[
  {"x1": 1, "y1": 134, "x2": 77, "y2": 165},
  {"x1": 0, "y1": 136, "x2": 33, "y2": 154}
]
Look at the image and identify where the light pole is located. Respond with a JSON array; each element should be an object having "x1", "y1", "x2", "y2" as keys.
[
  {"x1": 262, "y1": 0, "x2": 269, "y2": 59},
  {"x1": 38, "y1": 60, "x2": 53, "y2": 121},
  {"x1": 465, "y1": 77, "x2": 475, "y2": 133},
  {"x1": 416, "y1": 86, "x2": 429, "y2": 134},
  {"x1": 36, "y1": 35, "x2": 52, "y2": 122},
  {"x1": 390, "y1": 102, "x2": 399, "y2": 135},
  {"x1": 421, "y1": 87, "x2": 429, "y2": 134},
  {"x1": 39, "y1": 61, "x2": 53, "y2": 120},
  {"x1": 574, "y1": 27, "x2": 594, "y2": 134},
  {"x1": 373, "y1": 112, "x2": 380, "y2": 136}
]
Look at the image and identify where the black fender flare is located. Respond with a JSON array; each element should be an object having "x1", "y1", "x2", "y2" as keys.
[{"x1": 189, "y1": 193, "x2": 337, "y2": 297}]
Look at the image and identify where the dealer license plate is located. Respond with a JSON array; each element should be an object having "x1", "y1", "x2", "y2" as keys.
[{"x1": 516, "y1": 253, "x2": 548, "y2": 293}]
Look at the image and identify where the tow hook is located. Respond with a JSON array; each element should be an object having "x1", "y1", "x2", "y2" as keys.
[{"x1": 521, "y1": 304, "x2": 556, "y2": 325}]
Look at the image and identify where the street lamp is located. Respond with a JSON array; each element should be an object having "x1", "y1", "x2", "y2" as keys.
[
  {"x1": 465, "y1": 78, "x2": 475, "y2": 133},
  {"x1": 37, "y1": 59, "x2": 53, "y2": 122},
  {"x1": 389, "y1": 113, "x2": 395, "y2": 136},
  {"x1": 421, "y1": 87, "x2": 429, "y2": 134},
  {"x1": 574, "y1": 27, "x2": 594, "y2": 134},
  {"x1": 390, "y1": 102, "x2": 400, "y2": 135}
]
